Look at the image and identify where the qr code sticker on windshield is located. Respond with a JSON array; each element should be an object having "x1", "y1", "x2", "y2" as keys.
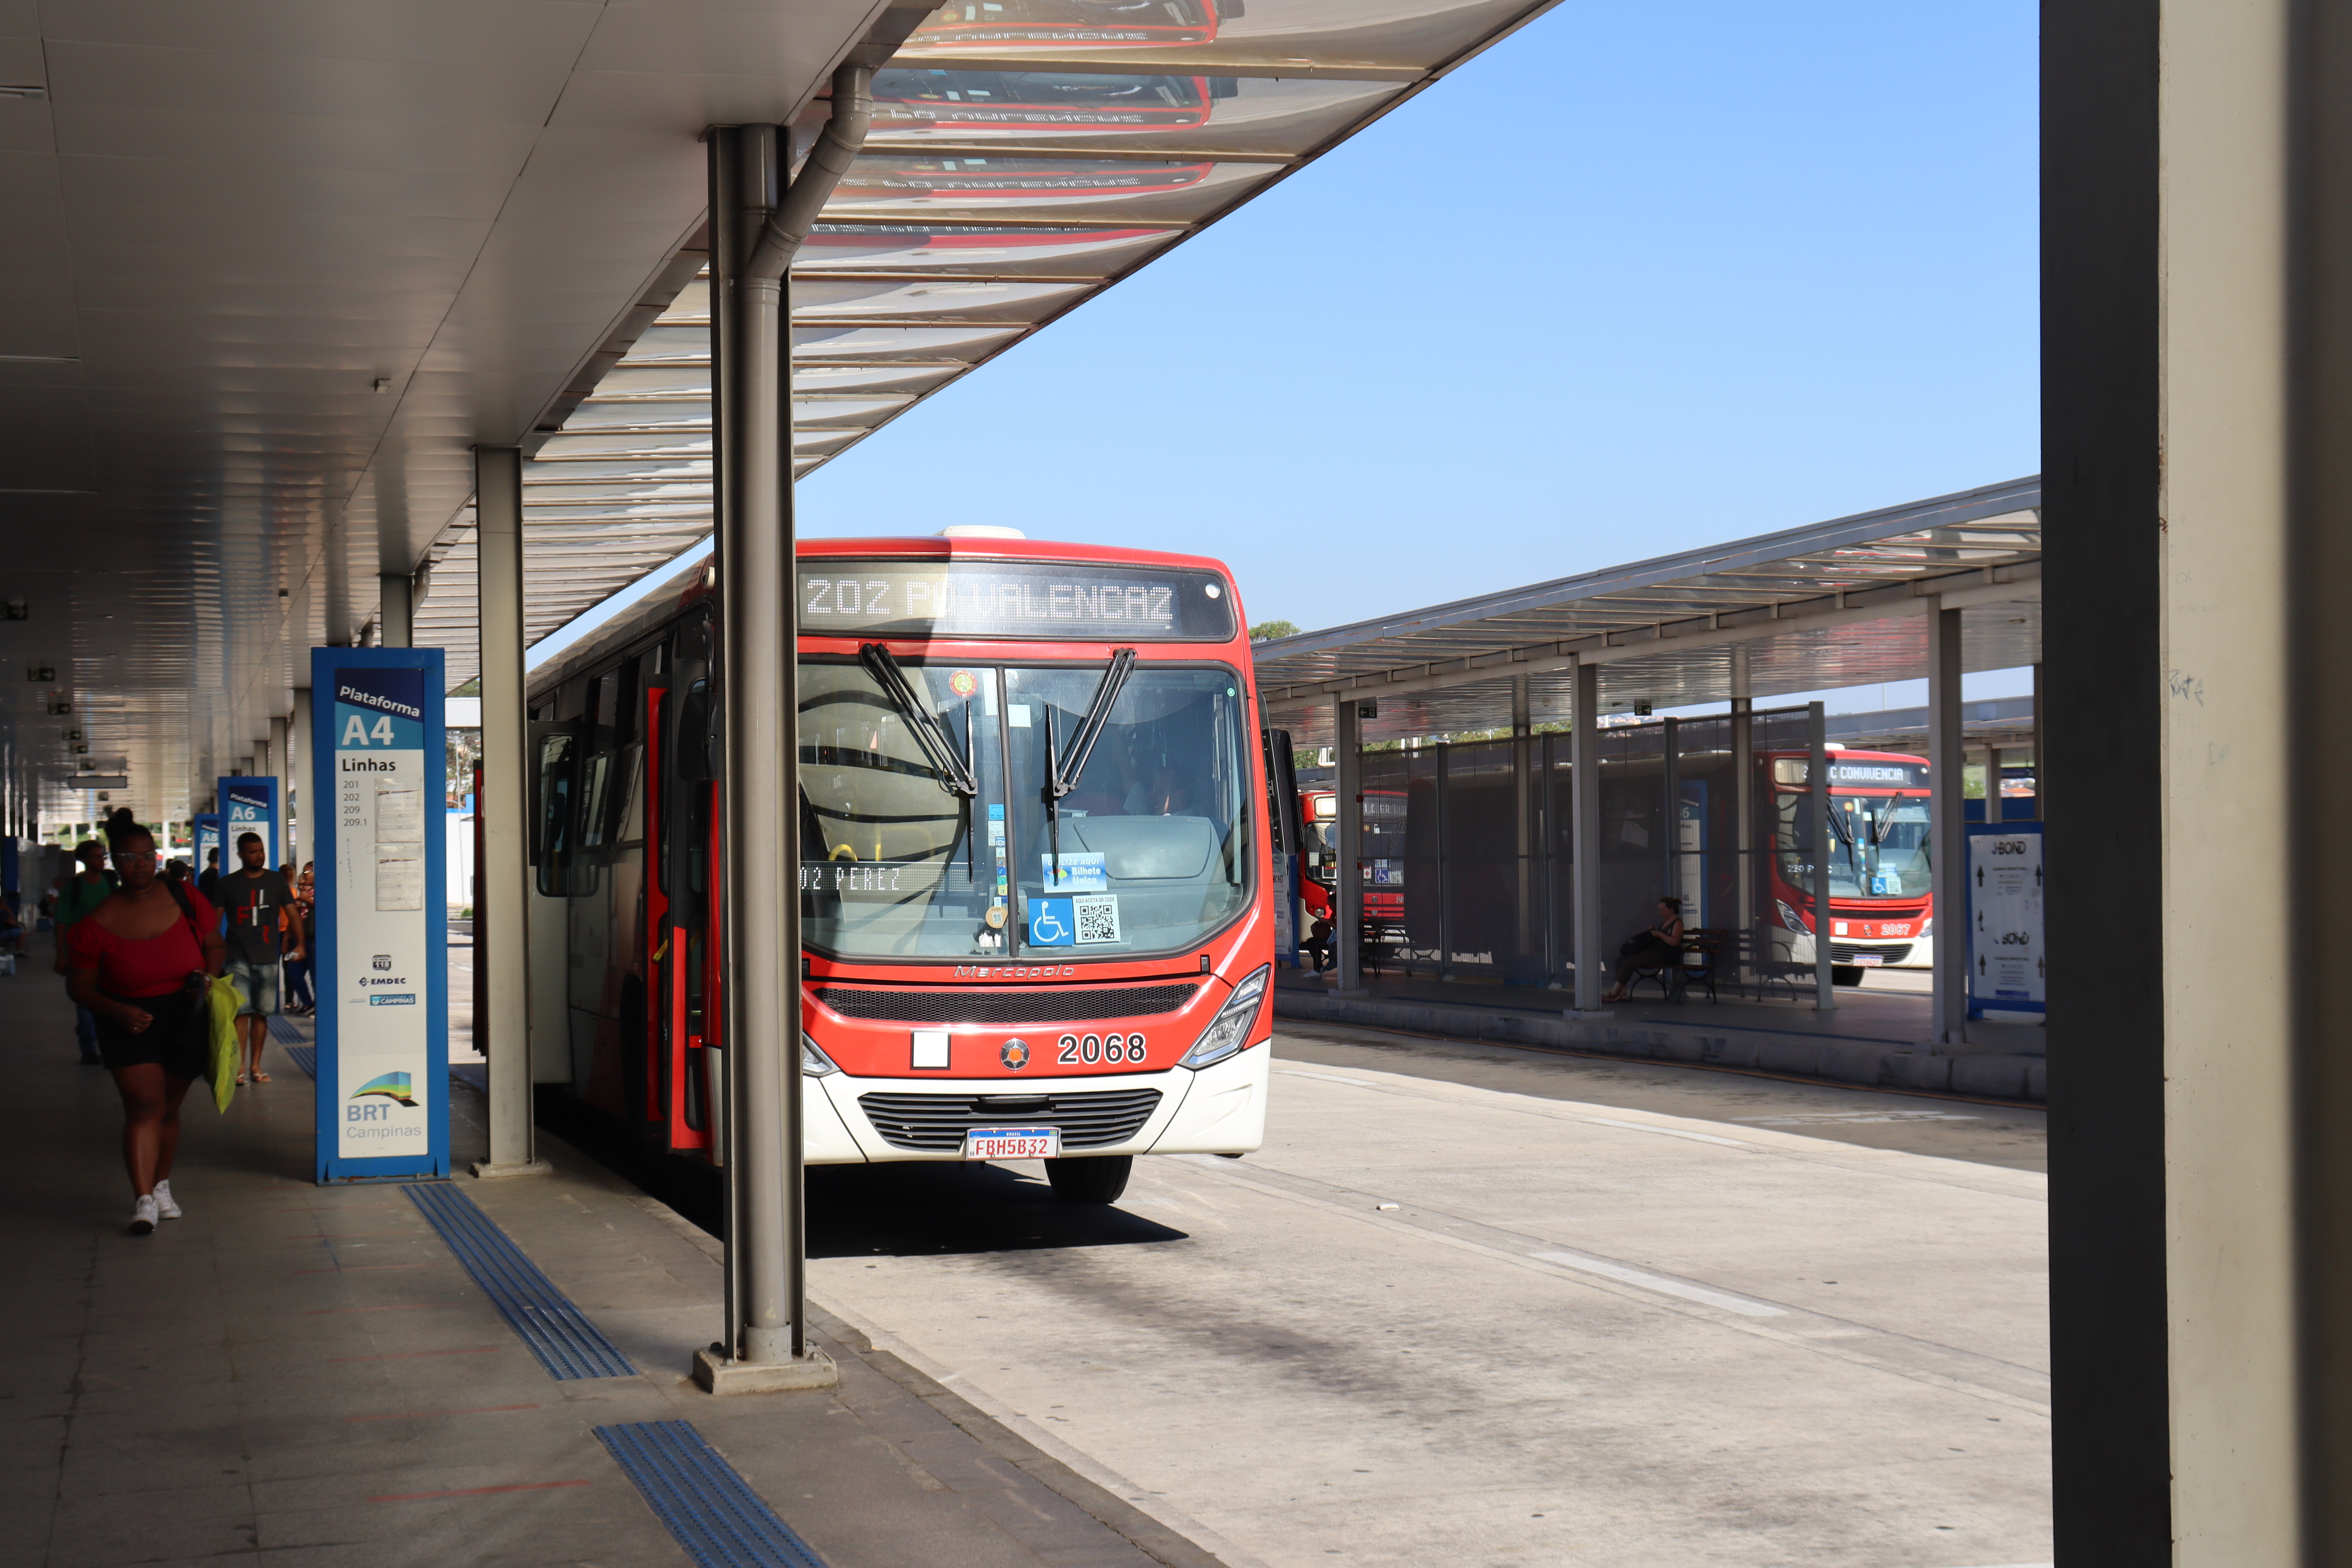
[{"x1": 1074, "y1": 895, "x2": 1120, "y2": 945}]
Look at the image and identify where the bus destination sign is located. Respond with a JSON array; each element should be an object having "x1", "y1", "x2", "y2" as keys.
[{"x1": 799, "y1": 560, "x2": 1236, "y2": 642}]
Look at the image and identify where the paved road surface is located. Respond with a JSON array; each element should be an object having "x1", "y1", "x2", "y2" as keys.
[{"x1": 806, "y1": 1024, "x2": 2049, "y2": 1568}]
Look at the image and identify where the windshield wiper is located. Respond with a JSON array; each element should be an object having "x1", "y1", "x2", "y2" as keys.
[
  {"x1": 1040, "y1": 648, "x2": 1136, "y2": 882},
  {"x1": 858, "y1": 643, "x2": 977, "y2": 798}
]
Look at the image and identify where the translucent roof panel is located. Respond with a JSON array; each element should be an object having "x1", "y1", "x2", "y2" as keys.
[
  {"x1": 414, "y1": 0, "x2": 1567, "y2": 688},
  {"x1": 795, "y1": 223, "x2": 1181, "y2": 277},
  {"x1": 891, "y1": 0, "x2": 1540, "y2": 76},
  {"x1": 864, "y1": 71, "x2": 1405, "y2": 156},
  {"x1": 824, "y1": 154, "x2": 1279, "y2": 223}
]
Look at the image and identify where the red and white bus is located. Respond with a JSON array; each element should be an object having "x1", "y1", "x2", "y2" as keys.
[
  {"x1": 1762, "y1": 747, "x2": 1934, "y2": 974},
  {"x1": 1298, "y1": 787, "x2": 1406, "y2": 931},
  {"x1": 527, "y1": 533, "x2": 1274, "y2": 1204}
]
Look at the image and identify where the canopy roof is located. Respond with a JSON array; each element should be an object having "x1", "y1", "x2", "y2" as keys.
[
  {"x1": 410, "y1": 0, "x2": 1563, "y2": 688},
  {"x1": 4, "y1": 0, "x2": 1563, "y2": 825},
  {"x1": 1251, "y1": 477, "x2": 2044, "y2": 748}
]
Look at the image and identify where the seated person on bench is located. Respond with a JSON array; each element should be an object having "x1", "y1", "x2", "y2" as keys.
[{"x1": 1602, "y1": 896, "x2": 1684, "y2": 1003}]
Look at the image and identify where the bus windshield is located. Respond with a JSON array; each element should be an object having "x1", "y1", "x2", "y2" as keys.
[
  {"x1": 799, "y1": 657, "x2": 1253, "y2": 960},
  {"x1": 1776, "y1": 791, "x2": 1931, "y2": 900}
]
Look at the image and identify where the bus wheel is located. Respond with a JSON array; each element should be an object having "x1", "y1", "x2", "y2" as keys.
[{"x1": 1045, "y1": 1154, "x2": 1132, "y2": 1204}]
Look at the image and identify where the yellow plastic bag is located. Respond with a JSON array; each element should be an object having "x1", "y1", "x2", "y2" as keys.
[{"x1": 205, "y1": 975, "x2": 241, "y2": 1112}]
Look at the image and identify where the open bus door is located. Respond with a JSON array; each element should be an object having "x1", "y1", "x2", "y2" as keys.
[
  {"x1": 1261, "y1": 728, "x2": 1303, "y2": 964},
  {"x1": 653, "y1": 615, "x2": 719, "y2": 1154}
]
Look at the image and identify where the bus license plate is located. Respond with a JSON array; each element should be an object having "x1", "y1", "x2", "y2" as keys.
[
  {"x1": 1851, "y1": 954, "x2": 1884, "y2": 966},
  {"x1": 964, "y1": 1127, "x2": 1061, "y2": 1160}
]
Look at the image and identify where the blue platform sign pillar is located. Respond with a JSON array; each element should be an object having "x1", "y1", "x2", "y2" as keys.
[
  {"x1": 192, "y1": 812, "x2": 222, "y2": 886},
  {"x1": 218, "y1": 776, "x2": 278, "y2": 871},
  {"x1": 311, "y1": 648, "x2": 449, "y2": 1182}
]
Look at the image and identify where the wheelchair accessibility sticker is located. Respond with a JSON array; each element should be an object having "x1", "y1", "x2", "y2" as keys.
[{"x1": 1028, "y1": 895, "x2": 1120, "y2": 947}]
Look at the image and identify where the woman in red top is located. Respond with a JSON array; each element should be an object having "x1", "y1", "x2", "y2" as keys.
[{"x1": 66, "y1": 817, "x2": 225, "y2": 1235}]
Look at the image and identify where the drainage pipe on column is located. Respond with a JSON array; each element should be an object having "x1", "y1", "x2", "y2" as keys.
[
  {"x1": 699, "y1": 66, "x2": 870, "y2": 1391},
  {"x1": 1809, "y1": 701, "x2": 1835, "y2": 1011}
]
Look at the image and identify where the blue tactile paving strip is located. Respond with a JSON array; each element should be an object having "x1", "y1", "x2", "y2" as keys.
[
  {"x1": 286, "y1": 1045, "x2": 317, "y2": 1080},
  {"x1": 401, "y1": 1183, "x2": 636, "y2": 1380},
  {"x1": 266, "y1": 1014, "x2": 309, "y2": 1045},
  {"x1": 596, "y1": 1421, "x2": 829, "y2": 1568}
]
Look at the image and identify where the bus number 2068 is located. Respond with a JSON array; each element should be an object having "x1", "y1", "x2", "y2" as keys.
[{"x1": 1058, "y1": 1033, "x2": 1145, "y2": 1065}]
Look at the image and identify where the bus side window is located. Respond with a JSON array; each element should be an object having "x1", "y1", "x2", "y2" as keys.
[{"x1": 533, "y1": 728, "x2": 579, "y2": 897}]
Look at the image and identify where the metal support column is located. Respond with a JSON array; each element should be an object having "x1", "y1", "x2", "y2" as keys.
[
  {"x1": 1927, "y1": 601, "x2": 1966, "y2": 1043},
  {"x1": 1807, "y1": 701, "x2": 1834, "y2": 1011},
  {"x1": 471, "y1": 445, "x2": 546, "y2": 1182},
  {"x1": 1661, "y1": 715, "x2": 1680, "y2": 915},
  {"x1": 1332, "y1": 697, "x2": 1364, "y2": 994},
  {"x1": 378, "y1": 573, "x2": 412, "y2": 648},
  {"x1": 1987, "y1": 746, "x2": 2005, "y2": 822},
  {"x1": 1731, "y1": 647, "x2": 1755, "y2": 991},
  {"x1": 1570, "y1": 656, "x2": 1602, "y2": 1012},
  {"x1": 1432, "y1": 745, "x2": 1450, "y2": 980},
  {"x1": 289, "y1": 690, "x2": 310, "y2": 870},
  {"x1": 2029, "y1": 660, "x2": 2044, "y2": 821},
  {"x1": 719, "y1": 119, "x2": 794, "y2": 1368},
  {"x1": 692, "y1": 120, "x2": 833, "y2": 1394},
  {"x1": 269, "y1": 716, "x2": 289, "y2": 867},
  {"x1": 1512, "y1": 675, "x2": 1534, "y2": 966}
]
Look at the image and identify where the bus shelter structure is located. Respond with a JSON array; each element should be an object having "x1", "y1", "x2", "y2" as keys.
[{"x1": 1252, "y1": 476, "x2": 2044, "y2": 1041}]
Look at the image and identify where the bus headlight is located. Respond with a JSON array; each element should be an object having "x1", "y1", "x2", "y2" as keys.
[
  {"x1": 1180, "y1": 964, "x2": 1270, "y2": 1071},
  {"x1": 1775, "y1": 899, "x2": 1811, "y2": 933},
  {"x1": 801, "y1": 1033, "x2": 840, "y2": 1078},
  {"x1": 1918, "y1": 917, "x2": 1933, "y2": 940}
]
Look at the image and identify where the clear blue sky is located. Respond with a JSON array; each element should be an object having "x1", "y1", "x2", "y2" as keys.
[{"x1": 795, "y1": 0, "x2": 2040, "y2": 638}]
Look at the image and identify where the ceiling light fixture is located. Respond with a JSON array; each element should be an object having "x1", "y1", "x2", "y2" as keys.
[
  {"x1": 0, "y1": 353, "x2": 76, "y2": 363},
  {"x1": 0, "y1": 85, "x2": 47, "y2": 100}
]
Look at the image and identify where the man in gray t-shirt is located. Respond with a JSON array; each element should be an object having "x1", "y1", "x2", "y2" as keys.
[{"x1": 216, "y1": 832, "x2": 301, "y2": 1084}]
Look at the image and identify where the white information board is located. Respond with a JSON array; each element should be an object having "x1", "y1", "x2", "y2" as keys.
[
  {"x1": 313, "y1": 652, "x2": 448, "y2": 1180},
  {"x1": 1965, "y1": 823, "x2": 2045, "y2": 1022}
]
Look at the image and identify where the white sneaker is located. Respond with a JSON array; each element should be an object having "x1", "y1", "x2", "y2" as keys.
[
  {"x1": 153, "y1": 1180, "x2": 182, "y2": 1220},
  {"x1": 129, "y1": 1195, "x2": 158, "y2": 1236}
]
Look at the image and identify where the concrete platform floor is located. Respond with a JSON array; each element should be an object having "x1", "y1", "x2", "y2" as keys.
[
  {"x1": 2, "y1": 969, "x2": 1207, "y2": 1568},
  {"x1": 808, "y1": 1030, "x2": 2053, "y2": 1568}
]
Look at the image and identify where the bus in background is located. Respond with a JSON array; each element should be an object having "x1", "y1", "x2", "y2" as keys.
[
  {"x1": 1298, "y1": 786, "x2": 1406, "y2": 935},
  {"x1": 527, "y1": 533, "x2": 1274, "y2": 1205},
  {"x1": 1764, "y1": 747, "x2": 1934, "y2": 977}
]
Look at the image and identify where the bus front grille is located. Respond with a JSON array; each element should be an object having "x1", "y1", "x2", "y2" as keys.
[
  {"x1": 857, "y1": 1089, "x2": 1165, "y2": 1152},
  {"x1": 814, "y1": 984, "x2": 1200, "y2": 1025},
  {"x1": 1829, "y1": 943, "x2": 1913, "y2": 964}
]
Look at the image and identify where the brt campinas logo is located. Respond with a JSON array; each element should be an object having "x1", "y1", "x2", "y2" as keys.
[{"x1": 350, "y1": 1071, "x2": 419, "y2": 1109}]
